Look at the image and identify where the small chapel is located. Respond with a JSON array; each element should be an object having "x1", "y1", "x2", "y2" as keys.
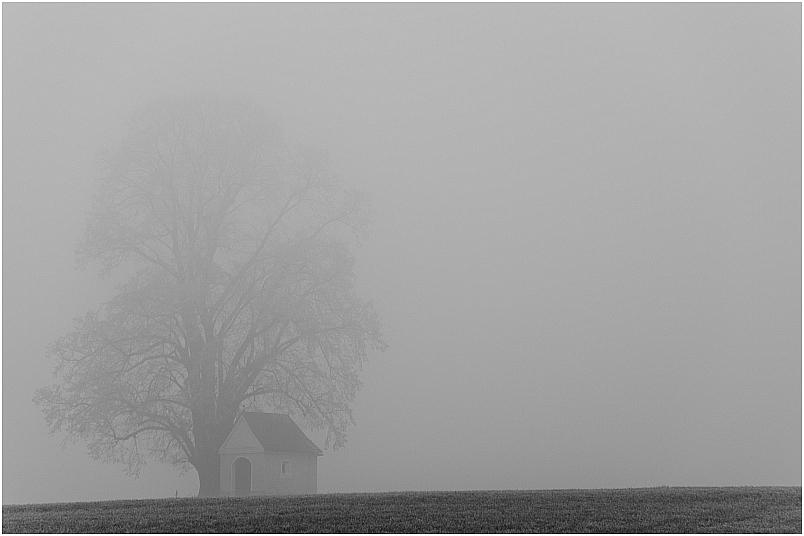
[{"x1": 218, "y1": 412, "x2": 323, "y2": 496}]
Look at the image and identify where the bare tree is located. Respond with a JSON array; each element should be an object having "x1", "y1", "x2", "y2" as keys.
[{"x1": 35, "y1": 95, "x2": 386, "y2": 496}]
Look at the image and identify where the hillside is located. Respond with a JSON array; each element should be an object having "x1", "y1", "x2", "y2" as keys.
[{"x1": 3, "y1": 487, "x2": 800, "y2": 533}]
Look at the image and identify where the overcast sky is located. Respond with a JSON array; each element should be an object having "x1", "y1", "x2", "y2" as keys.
[{"x1": 3, "y1": 3, "x2": 801, "y2": 504}]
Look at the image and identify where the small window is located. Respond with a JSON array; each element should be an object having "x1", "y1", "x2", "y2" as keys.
[{"x1": 281, "y1": 460, "x2": 291, "y2": 478}]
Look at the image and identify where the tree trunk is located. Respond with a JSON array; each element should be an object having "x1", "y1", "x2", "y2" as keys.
[
  {"x1": 193, "y1": 409, "x2": 238, "y2": 497},
  {"x1": 195, "y1": 451, "x2": 221, "y2": 497}
]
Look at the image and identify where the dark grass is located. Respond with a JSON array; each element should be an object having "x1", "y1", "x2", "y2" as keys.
[{"x1": 3, "y1": 487, "x2": 800, "y2": 533}]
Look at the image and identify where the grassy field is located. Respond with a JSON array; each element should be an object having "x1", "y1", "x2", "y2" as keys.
[{"x1": 3, "y1": 487, "x2": 800, "y2": 533}]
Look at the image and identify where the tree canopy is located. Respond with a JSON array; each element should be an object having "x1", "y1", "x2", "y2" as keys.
[{"x1": 35, "y1": 95, "x2": 386, "y2": 496}]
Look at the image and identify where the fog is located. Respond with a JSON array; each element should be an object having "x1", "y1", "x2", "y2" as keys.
[{"x1": 3, "y1": 3, "x2": 800, "y2": 504}]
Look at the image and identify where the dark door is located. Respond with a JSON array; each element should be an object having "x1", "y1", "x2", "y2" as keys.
[{"x1": 234, "y1": 457, "x2": 251, "y2": 496}]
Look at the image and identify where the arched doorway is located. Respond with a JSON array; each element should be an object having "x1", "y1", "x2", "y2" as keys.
[{"x1": 234, "y1": 457, "x2": 252, "y2": 496}]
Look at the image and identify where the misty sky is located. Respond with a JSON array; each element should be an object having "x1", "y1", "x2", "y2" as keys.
[{"x1": 3, "y1": 3, "x2": 801, "y2": 504}]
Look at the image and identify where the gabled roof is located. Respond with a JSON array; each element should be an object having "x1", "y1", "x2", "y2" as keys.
[{"x1": 239, "y1": 412, "x2": 323, "y2": 456}]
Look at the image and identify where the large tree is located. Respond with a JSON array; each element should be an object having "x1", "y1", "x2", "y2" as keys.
[{"x1": 35, "y1": 95, "x2": 385, "y2": 496}]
